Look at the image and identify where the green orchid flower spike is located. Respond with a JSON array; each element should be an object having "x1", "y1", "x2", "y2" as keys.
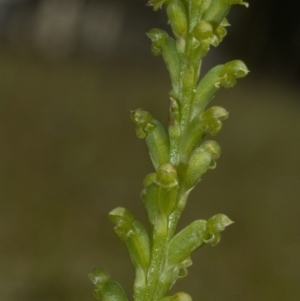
[{"x1": 90, "y1": 1, "x2": 248, "y2": 301}]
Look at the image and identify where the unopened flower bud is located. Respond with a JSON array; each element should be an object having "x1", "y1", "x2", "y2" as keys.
[
  {"x1": 143, "y1": 164, "x2": 178, "y2": 220},
  {"x1": 193, "y1": 20, "x2": 214, "y2": 41},
  {"x1": 204, "y1": 213, "x2": 233, "y2": 246},
  {"x1": 206, "y1": 106, "x2": 228, "y2": 120},
  {"x1": 199, "y1": 140, "x2": 221, "y2": 160},
  {"x1": 201, "y1": 106, "x2": 229, "y2": 136},
  {"x1": 207, "y1": 213, "x2": 234, "y2": 232},
  {"x1": 156, "y1": 163, "x2": 178, "y2": 189},
  {"x1": 109, "y1": 208, "x2": 151, "y2": 271},
  {"x1": 130, "y1": 109, "x2": 154, "y2": 139},
  {"x1": 219, "y1": 60, "x2": 249, "y2": 88},
  {"x1": 131, "y1": 109, "x2": 170, "y2": 170},
  {"x1": 166, "y1": 0, "x2": 188, "y2": 38},
  {"x1": 167, "y1": 220, "x2": 207, "y2": 265},
  {"x1": 192, "y1": 64, "x2": 224, "y2": 116},
  {"x1": 147, "y1": 28, "x2": 168, "y2": 56},
  {"x1": 109, "y1": 207, "x2": 134, "y2": 240},
  {"x1": 184, "y1": 141, "x2": 221, "y2": 189},
  {"x1": 192, "y1": 60, "x2": 248, "y2": 116}
]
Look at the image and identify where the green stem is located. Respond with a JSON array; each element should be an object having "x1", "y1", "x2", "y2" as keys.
[{"x1": 145, "y1": 30, "x2": 204, "y2": 299}]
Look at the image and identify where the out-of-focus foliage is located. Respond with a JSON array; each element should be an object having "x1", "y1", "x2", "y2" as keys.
[{"x1": 0, "y1": 0, "x2": 299, "y2": 77}]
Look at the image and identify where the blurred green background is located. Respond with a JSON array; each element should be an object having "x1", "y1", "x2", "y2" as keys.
[{"x1": 0, "y1": 1, "x2": 300, "y2": 301}]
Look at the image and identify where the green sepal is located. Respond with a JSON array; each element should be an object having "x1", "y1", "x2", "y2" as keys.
[
  {"x1": 178, "y1": 112, "x2": 222, "y2": 161},
  {"x1": 192, "y1": 60, "x2": 248, "y2": 117},
  {"x1": 199, "y1": 140, "x2": 221, "y2": 160},
  {"x1": 131, "y1": 109, "x2": 170, "y2": 170},
  {"x1": 204, "y1": 0, "x2": 248, "y2": 30},
  {"x1": 147, "y1": 0, "x2": 167, "y2": 11},
  {"x1": 166, "y1": 0, "x2": 188, "y2": 38},
  {"x1": 201, "y1": 106, "x2": 229, "y2": 136},
  {"x1": 192, "y1": 64, "x2": 223, "y2": 115},
  {"x1": 89, "y1": 268, "x2": 110, "y2": 286},
  {"x1": 146, "y1": 119, "x2": 170, "y2": 169},
  {"x1": 143, "y1": 163, "x2": 179, "y2": 224},
  {"x1": 89, "y1": 268, "x2": 128, "y2": 301},
  {"x1": 178, "y1": 106, "x2": 225, "y2": 163},
  {"x1": 155, "y1": 259, "x2": 193, "y2": 300},
  {"x1": 162, "y1": 37, "x2": 180, "y2": 96},
  {"x1": 109, "y1": 207, "x2": 151, "y2": 271},
  {"x1": 147, "y1": 30, "x2": 180, "y2": 95},
  {"x1": 203, "y1": 0, "x2": 231, "y2": 29},
  {"x1": 188, "y1": 0, "x2": 204, "y2": 32},
  {"x1": 109, "y1": 207, "x2": 134, "y2": 240},
  {"x1": 192, "y1": 20, "x2": 214, "y2": 41},
  {"x1": 177, "y1": 113, "x2": 206, "y2": 160},
  {"x1": 205, "y1": 213, "x2": 233, "y2": 246},
  {"x1": 130, "y1": 109, "x2": 153, "y2": 139},
  {"x1": 156, "y1": 163, "x2": 178, "y2": 189},
  {"x1": 199, "y1": 0, "x2": 212, "y2": 18},
  {"x1": 219, "y1": 60, "x2": 249, "y2": 88},
  {"x1": 220, "y1": 17, "x2": 231, "y2": 27},
  {"x1": 147, "y1": 29, "x2": 168, "y2": 56},
  {"x1": 184, "y1": 140, "x2": 221, "y2": 189},
  {"x1": 177, "y1": 256, "x2": 193, "y2": 278},
  {"x1": 140, "y1": 185, "x2": 157, "y2": 226},
  {"x1": 166, "y1": 219, "x2": 207, "y2": 266},
  {"x1": 159, "y1": 292, "x2": 192, "y2": 301},
  {"x1": 207, "y1": 213, "x2": 233, "y2": 232},
  {"x1": 211, "y1": 20, "x2": 228, "y2": 46},
  {"x1": 143, "y1": 172, "x2": 157, "y2": 188},
  {"x1": 190, "y1": 20, "x2": 214, "y2": 58},
  {"x1": 93, "y1": 280, "x2": 128, "y2": 301}
]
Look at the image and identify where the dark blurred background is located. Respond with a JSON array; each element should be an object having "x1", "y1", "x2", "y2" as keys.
[{"x1": 0, "y1": 1, "x2": 300, "y2": 301}]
